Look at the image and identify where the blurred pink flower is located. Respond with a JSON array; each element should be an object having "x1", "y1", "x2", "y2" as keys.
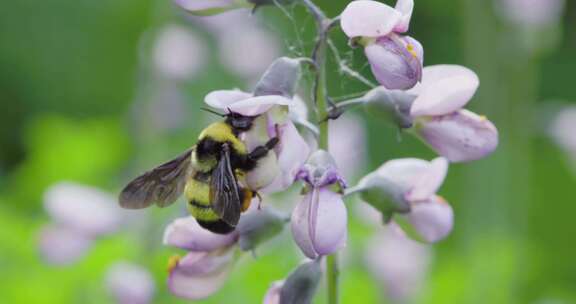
[
  {"x1": 218, "y1": 24, "x2": 280, "y2": 81},
  {"x1": 550, "y1": 106, "x2": 576, "y2": 154},
  {"x1": 341, "y1": 0, "x2": 423, "y2": 90},
  {"x1": 152, "y1": 25, "x2": 207, "y2": 81},
  {"x1": 106, "y1": 261, "x2": 155, "y2": 304},
  {"x1": 44, "y1": 182, "x2": 122, "y2": 236},
  {"x1": 37, "y1": 224, "x2": 93, "y2": 265},
  {"x1": 39, "y1": 182, "x2": 123, "y2": 265},
  {"x1": 497, "y1": 0, "x2": 565, "y2": 27},
  {"x1": 365, "y1": 224, "x2": 430, "y2": 301},
  {"x1": 291, "y1": 151, "x2": 347, "y2": 259}
]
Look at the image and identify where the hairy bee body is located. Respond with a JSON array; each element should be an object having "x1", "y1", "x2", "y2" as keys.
[
  {"x1": 186, "y1": 121, "x2": 255, "y2": 233},
  {"x1": 119, "y1": 114, "x2": 277, "y2": 234}
]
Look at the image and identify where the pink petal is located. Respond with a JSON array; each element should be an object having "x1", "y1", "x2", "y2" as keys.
[
  {"x1": 341, "y1": 0, "x2": 402, "y2": 38},
  {"x1": 204, "y1": 89, "x2": 252, "y2": 110},
  {"x1": 44, "y1": 182, "x2": 122, "y2": 236},
  {"x1": 410, "y1": 65, "x2": 480, "y2": 117},
  {"x1": 168, "y1": 251, "x2": 233, "y2": 300},
  {"x1": 262, "y1": 281, "x2": 283, "y2": 304},
  {"x1": 403, "y1": 196, "x2": 454, "y2": 243},
  {"x1": 176, "y1": 251, "x2": 232, "y2": 275},
  {"x1": 418, "y1": 109, "x2": 499, "y2": 162},
  {"x1": 275, "y1": 121, "x2": 311, "y2": 188},
  {"x1": 365, "y1": 223, "x2": 430, "y2": 300},
  {"x1": 394, "y1": 0, "x2": 414, "y2": 33},
  {"x1": 229, "y1": 95, "x2": 293, "y2": 116},
  {"x1": 38, "y1": 224, "x2": 93, "y2": 265},
  {"x1": 329, "y1": 114, "x2": 367, "y2": 180},
  {"x1": 106, "y1": 262, "x2": 155, "y2": 304},
  {"x1": 405, "y1": 157, "x2": 448, "y2": 201},
  {"x1": 163, "y1": 216, "x2": 238, "y2": 252},
  {"x1": 291, "y1": 189, "x2": 347, "y2": 259}
]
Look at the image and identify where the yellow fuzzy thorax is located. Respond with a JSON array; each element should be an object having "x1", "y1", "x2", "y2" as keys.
[{"x1": 198, "y1": 121, "x2": 247, "y2": 154}]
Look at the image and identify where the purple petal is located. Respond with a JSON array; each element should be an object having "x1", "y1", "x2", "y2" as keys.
[
  {"x1": 291, "y1": 189, "x2": 347, "y2": 259},
  {"x1": 106, "y1": 262, "x2": 155, "y2": 304},
  {"x1": 405, "y1": 157, "x2": 448, "y2": 202},
  {"x1": 403, "y1": 196, "x2": 454, "y2": 242},
  {"x1": 394, "y1": 0, "x2": 414, "y2": 33},
  {"x1": 163, "y1": 216, "x2": 238, "y2": 252},
  {"x1": 365, "y1": 223, "x2": 430, "y2": 301},
  {"x1": 418, "y1": 109, "x2": 499, "y2": 162},
  {"x1": 37, "y1": 224, "x2": 93, "y2": 265},
  {"x1": 365, "y1": 36, "x2": 423, "y2": 90},
  {"x1": 204, "y1": 89, "x2": 252, "y2": 110},
  {"x1": 263, "y1": 281, "x2": 283, "y2": 304},
  {"x1": 341, "y1": 0, "x2": 402, "y2": 38},
  {"x1": 44, "y1": 182, "x2": 122, "y2": 236},
  {"x1": 168, "y1": 251, "x2": 233, "y2": 300},
  {"x1": 409, "y1": 65, "x2": 479, "y2": 117}
]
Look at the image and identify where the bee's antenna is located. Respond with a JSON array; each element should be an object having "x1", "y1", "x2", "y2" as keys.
[{"x1": 200, "y1": 107, "x2": 225, "y2": 117}]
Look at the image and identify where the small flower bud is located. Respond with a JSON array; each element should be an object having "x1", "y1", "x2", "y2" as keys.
[
  {"x1": 254, "y1": 57, "x2": 301, "y2": 98},
  {"x1": 362, "y1": 86, "x2": 415, "y2": 129},
  {"x1": 237, "y1": 207, "x2": 288, "y2": 252},
  {"x1": 279, "y1": 260, "x2": 322, "y2": 304},
  {"x1": 364, "y1": 35, "x2": 423, "y2": 90}
]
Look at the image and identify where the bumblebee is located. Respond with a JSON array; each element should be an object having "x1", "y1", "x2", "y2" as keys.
[{"x1": 119, "y1": 112, "x2": 278, "y2": 234}]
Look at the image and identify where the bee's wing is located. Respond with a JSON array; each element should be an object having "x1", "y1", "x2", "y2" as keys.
[
  {"x1": 210, "y1": 144, "x2": 242, "y2": 227},
  {"x1": 119, "y1": 149, "x2": 193, "y2": 209}
]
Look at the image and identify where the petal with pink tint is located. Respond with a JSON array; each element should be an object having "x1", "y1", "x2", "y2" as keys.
[
  {"x1": 402, "y1": 196, "x2": 454, "y2": 243},
  {"x1": 274, "y1": 121, "x2": 311, "y2": 189},
  {"x1": 341, "y1": 0, "x2": 402, "y2": 38},
  {"x1": 409, "y1": 65, "x2": 480, "y2": 117},
  {"x1": 204, "y1": 89, "x2": 252, "y2": 110},
  {"x1": 38, "y1": 224, "x2": 93, "y2": 265},
  {"x1": 168, "y1": 251, "x2": 233, "y2": 300},
  {"x1": 418, "y1": 109, "x2": 499, "y2": 162},
  {"x1": 375, "y1": 158, "x2": 430, "y2": 191},
  {"x1": 263, "y1": 281, "x2": 283, "y2": 304},
  {"x1": 394, "y1": 0, "x2": 414, "y2": 33},
  {"x1": 291, "y1": 189, "x2": 347, "y2": 259},
  {"x1": 229, "y1": 95, "x2": 293, "y2": 116},
  {"x1": 44, "y1": 182, "x2": 122, "y2": 236},
  {"x1": 405, "y1": 157, "x2": 448, "y2": 201},
  {"x1": 106, "y1": 261, "x2": 155, "y2": 304},
  {"x1": 163, "y1": 216, "x2": 238, "y2": 252}
]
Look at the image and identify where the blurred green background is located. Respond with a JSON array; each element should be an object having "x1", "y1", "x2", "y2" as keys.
[{"x1": 1, "y1": 0, "x2": 575, "y2": 303}]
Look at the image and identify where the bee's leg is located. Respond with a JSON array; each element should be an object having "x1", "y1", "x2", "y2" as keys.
[
  {"x1": 254, "y1": 191, "x2": 263, "y2": 210},
  {"x1": 246, "y1": 136, "x2": 279, "y2": 161}
]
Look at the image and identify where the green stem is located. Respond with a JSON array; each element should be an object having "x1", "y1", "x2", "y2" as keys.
[{"x1": 301, "y1": 1, "x2": 338, "y2": 303}]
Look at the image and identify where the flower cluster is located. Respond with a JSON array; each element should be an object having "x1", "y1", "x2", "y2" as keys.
[{"x1": 117, "y1": 0, "x2": 500, "y2": 302}]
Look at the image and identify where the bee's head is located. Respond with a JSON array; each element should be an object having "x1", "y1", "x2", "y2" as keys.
[{"x1": 225, "y1": 111, "x2": 256, "y2": 132}]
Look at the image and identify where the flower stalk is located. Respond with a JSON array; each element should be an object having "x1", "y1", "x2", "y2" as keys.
[{"x1": 301, "y1": 0, "x2": 339, "y2": 302}]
